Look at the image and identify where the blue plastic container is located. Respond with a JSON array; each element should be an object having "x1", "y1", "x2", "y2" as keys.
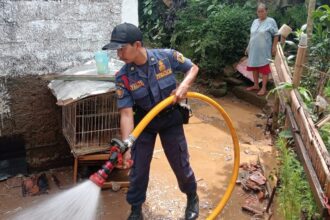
[{"x1": 94, "y1": 51, "x2": 109, "y2": 74}]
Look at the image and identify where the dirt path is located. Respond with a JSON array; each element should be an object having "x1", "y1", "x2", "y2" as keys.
[{"x1": 0, "y1": 93, "x2": 278, "y2": 220}]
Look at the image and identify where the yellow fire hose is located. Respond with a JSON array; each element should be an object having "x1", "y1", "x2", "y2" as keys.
[{"x1": 125, "y1": 92, "x2": 240, "y2": 219}]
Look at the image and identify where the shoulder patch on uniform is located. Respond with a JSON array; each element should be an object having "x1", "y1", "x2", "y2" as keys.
[
  {"x1": 116, "y1": 87, "x2": 124, "y2": 99},
  {"x1": 173, "y1": 51, "x2": 185, "y2": 63},
  {"x1": 116, "y1": 82, "x2": 125, "y2": 88}
]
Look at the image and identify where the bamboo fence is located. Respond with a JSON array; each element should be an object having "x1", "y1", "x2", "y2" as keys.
[{"x1": 271, "y1": 43, "x2": 330, "y2": 217}]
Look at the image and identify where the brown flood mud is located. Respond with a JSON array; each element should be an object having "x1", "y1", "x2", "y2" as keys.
[{"x1": 0, "y1": 93, "x2": 279, "y2": 220}]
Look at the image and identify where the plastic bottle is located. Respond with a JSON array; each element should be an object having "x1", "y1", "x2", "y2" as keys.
[{"x1": 94, "y1": 51, "x2": 109, "y2": 74}]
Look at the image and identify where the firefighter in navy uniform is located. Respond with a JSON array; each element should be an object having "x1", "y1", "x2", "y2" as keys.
[{"x1": 102, "y1": 23, "x2": 199, "y2": 220}]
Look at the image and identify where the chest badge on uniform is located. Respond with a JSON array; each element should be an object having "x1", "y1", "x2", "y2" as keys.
[
  {"x1": 174, "y1": 51, "x2": 185, "y2": 63},
  {"x1": 116, "y1": 87, "x2": 124, "y2": 99},
  {"x1": 130, "y1": 80, "x2": 145, "y2": 91},
  {"x1": 158, "y1": 60, "x2": 166, "y2": 72}
]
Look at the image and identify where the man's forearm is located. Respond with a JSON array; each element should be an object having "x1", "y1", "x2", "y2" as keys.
[
  {"x1": 181, "y1": 64, "x2": 199, "y2": 88},
  {"x1": 120, "y1": 108, "x2": 134, "y2": 140}
]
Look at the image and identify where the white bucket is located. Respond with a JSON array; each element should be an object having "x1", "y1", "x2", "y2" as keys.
[{"x1": 278, "y1": 24, "x2": 292, "y2": 38}]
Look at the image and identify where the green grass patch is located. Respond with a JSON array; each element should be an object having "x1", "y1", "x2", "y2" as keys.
[{"x1": 276, "y1": 134, "x2": 318, "y2": 219}]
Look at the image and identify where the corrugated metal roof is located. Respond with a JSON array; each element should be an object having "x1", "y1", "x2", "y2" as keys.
[{"x1": 48, "y1": 58, "x2": 124, "y2": 106}]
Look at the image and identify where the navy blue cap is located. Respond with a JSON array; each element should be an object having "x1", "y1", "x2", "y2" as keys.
[{"x1": 102, "y1": 23, "x2": 143, "y2": 50}]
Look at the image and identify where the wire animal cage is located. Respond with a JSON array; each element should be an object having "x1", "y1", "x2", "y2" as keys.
[{"x1": 62, "y1": 92, "x2": 120, "y2": 157}]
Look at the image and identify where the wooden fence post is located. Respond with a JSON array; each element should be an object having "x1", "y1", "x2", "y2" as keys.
[{"x1": 292, "y1": 34, "x2": 308, "y2": 88}]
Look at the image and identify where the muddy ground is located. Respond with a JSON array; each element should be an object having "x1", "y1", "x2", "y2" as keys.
[{"x1": 0, "y1": 92, "x2": 280, "y2": 220}]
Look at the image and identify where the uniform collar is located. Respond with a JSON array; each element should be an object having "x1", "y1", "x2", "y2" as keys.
[
  {"x1": 126, "y1": 49, "x2": 157, "y2": 78},
  {"x1": 146, "y1": 49, "x2": 157, "y2": 66},
  {"x1": 126, "y1": 63, "x2": 148, "y2": 79},
  {"x1": 127, "y1": 64, "x2": 138, "y2": 73}
]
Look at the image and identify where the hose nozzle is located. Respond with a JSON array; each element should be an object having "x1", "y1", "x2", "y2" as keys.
[
  {"x1": 89, "y1": 172, "x2": 106, "y2": 187},
  {"x1": 89, "y1": 138, "x2": 129, "y2": 188}
]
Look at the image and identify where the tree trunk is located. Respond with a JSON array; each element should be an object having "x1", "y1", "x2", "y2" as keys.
[{"x1": 306, "y1": 0, "x2": 316, "y2": 43}]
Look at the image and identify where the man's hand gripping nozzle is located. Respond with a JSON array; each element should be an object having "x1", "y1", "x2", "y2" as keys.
[{"x1": 89, "y1": 138, "x2": 129, "y2": 187}]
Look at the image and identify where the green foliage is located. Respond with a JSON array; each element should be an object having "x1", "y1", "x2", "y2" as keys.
[
  {"x1": 311, "y1": 5, "x2": 330, "y2": 73},
  {"x1": 267, "y1": 82, "x2": 313, "y2": 105},
  {"x1": 320, "y1": 122, "x2": 330, "y2": 151},
  {"x1": 282, "y1": 24, "x2": 307, "y2": 63},
  {"x1": 138, "y1": 0, "x2": 169, "y2": 47},
  {"x1": 276, "y1": 137, "x2": 317, "y2": 220},
  {"x1": 171, "y1": 3, "x2": 253, "y2": 76},
  {"x1": 324, "y1": 80, "x2": 330, "y2": 97},
  {"x1": 267, "y1": 82, "x2": 294, "y2": 96},
  {"x1": 169, "y1": 0, "x2": 209, "y2": 58},
  {"x1": 269, "y1": 4, "x2": 308, "y2": 33}
]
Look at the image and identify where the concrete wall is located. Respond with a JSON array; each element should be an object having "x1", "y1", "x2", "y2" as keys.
[
  {"x1": 0, "y1": 0, "x2": 137, "y2": 170},
  {"x1": 1, "y1": 0, "x2": 123, "y2": 75}
]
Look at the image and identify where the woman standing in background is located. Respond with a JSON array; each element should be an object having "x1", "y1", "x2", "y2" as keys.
[{"x1": 245, "y1": 3, "x2": 279, "y2": 96}]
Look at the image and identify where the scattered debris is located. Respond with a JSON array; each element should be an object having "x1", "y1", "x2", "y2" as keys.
[
  {"x1": 249, "y1": 171, "x2": 266, "y2": 185},
  {"x1": 242, "y1": 204, "x2": 263, "y2": 215},
  {"x1": 264, "y1": 114, "x2": 273, "y2": 135},
  {"x1": 237, "y1": 161, "x2": 269, "y2": 217},
  {"x1": 225, "y1": 155, "x2": 232, "y2": 161},
  {"x1": 243, "y1": 140, "x2": 253, "y2": 145},
  {"x1": 224, "y1": 146, "x2": 231, "y2": 152},
  {"x1": 22, "y1": 173, "x2": 49, "y2": 196},
  {"x1": 257, "y1": 191, "x2": 265, "y2": 202},
  {"x1": 51, "y1": 174, "x2": 61, "y2": 189},
  {"x1": 22, "y1": 175, "x2": 39, "y2": 196},
  {"x1": 5, "y1": 176, "x2": 22, "y2": 189},
  {"x1": 111, "y1": 182, "x2": 121, "y2": 192},
  {"x1": 236, "y1": 170, "x2": 249, "y2": 184},
  {"x1": 255, "y1": 113, "x2": 266, "y2": 119},
  {"x1": 37, "y1": 173, "x2": 49, "y2": 194}
]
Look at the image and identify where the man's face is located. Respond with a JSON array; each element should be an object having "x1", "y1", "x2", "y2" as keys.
[
  {"x1": 117, "y1": 43, "x2": 138, "y2": 64},
  {"x1": 257, "y1": 7, "x2": 267, "y2": 20}
]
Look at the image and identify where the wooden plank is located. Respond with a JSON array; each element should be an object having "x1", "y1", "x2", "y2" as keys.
[
  {"x1": 280, "y1": 45, "x2": 292, "y2": 79},
  {"x1": 78, "y1": 154, "x2": 110, "y2": 161},
  {"x1": 270, "y1": 63, "x2": 288, "y2": 106},
  {"x1": 316, "y1": 115, "x2": 330, "y2": 128},
  {"x1": 326, "y1": 177, "x2": 330, "y2": 202},
  {"x1": 274, "y1": 53, "x2": 285, "y2": 83},
  {"x1": 272, "y1": 96, "x2": 280, "y2": 132},
  {"x1": 43, "y1": 74, "x2": 116, "y2": 81},
  {"x1": 289, "y1": 90, "x2": 330, "y2": 186},
  {"x1": 102, "y1": 181, "x2": 130, "y2": 190},
  {"x1": 286, "y1": 105, "x2": 328, "y2": 217}
]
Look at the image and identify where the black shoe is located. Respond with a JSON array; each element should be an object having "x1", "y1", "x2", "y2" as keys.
[
  {"x1": 127, "y1": 205, "x2": 143, "y2": 220},
  {"x1": 185, "y1": 193, "x2": 199, "y2": 220}
]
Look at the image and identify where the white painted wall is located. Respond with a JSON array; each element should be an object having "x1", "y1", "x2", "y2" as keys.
[{"x1": 121, "y1": 0, "x2": 139, "y2": 26}]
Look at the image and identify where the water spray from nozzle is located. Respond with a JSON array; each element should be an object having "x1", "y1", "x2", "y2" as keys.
[{"x1": 89, "y1": 138, "x2": 130, "y2": 187}]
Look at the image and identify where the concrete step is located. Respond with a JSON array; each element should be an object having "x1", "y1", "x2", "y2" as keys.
[{"x1": 232, "y1": 86, "x2": 268, "y2": 108}]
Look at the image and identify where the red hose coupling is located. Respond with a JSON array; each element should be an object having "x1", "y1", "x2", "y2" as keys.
[
  {"x1": 104, "y1": 161, "x2": 114, "y2": 170},
  {"x1": 98, "y1": 169, "x2": 108, "y2": 179}
]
